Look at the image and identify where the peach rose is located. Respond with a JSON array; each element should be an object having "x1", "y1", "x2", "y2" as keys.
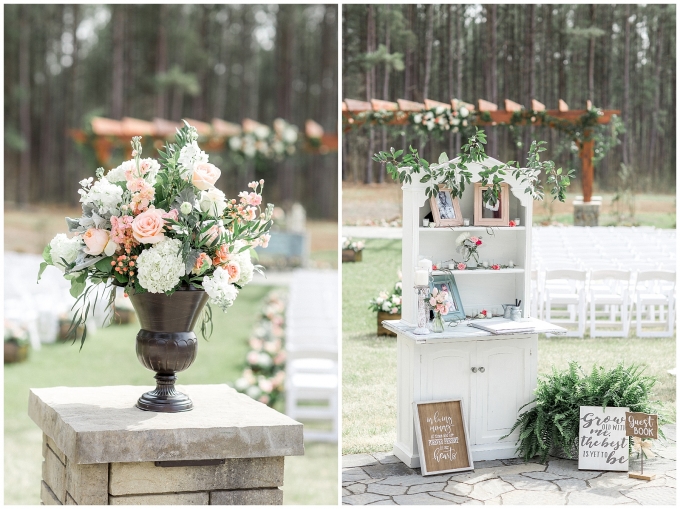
[
  {"x1": 131, "y1": 208, "x2": 166, "y2": 244},
  {"x1": 224, "y1": 261, "x2": 241, "y2": 284},
  {"x1": 83, "y1": 228, "x2": 117, "y2": 256},
  {"x1": 191, "y1": 162, "x2": 221, "y2": 190}
]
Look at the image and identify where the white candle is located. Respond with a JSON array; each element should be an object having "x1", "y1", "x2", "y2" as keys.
[
  {"x1": 482, "y1": 261, "x2": 489, "y2": 268},
  {"x1": 448, "y1": 263, "x2": 455, "y2": 270},
  {"x1": 423, "y1": 219, "x2": 429, "y2": 227},
  {"x1": 508, "y1": 260, "x2": 515, "y2": 268},
  {"x1": 418, "y1": 259, "x2": 432, "y2": 271},
  {"x1": 415, "y1": 269, "x2": 429, "y2": 286}
]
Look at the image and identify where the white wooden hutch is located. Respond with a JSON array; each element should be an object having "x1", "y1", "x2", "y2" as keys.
[{"x1": 383, "y1": 157, "x2": 565, "y2": 467}]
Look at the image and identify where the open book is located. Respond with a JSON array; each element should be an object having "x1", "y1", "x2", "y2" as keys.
[{"x1": 468, "y1": 318, "x2": 536, "y2": 335}]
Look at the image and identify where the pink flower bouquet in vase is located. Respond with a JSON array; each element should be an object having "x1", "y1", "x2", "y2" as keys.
[
  {"x1": 428, "y1": 287, "x2": 451, "y2": 333},
  {"x1": 455, "y1": 232, "x2": 483, "y2": 268}
]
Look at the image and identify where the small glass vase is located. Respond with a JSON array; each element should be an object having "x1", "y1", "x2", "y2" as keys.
[{"x1": 429, "y1": 312, "x2": 445, "y2": 333}]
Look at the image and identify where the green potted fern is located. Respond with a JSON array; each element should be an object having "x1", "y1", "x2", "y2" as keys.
[{"x1": 503, "y1": 362, "x2": 666, "y2": 463}]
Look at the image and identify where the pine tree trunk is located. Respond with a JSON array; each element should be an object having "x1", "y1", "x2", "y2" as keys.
[
  {"x1": 18, "y1": 5, "x2": 31, "y2": 206},
  {"x1": 622, "y1": 5, "x2": 631, "y2": 166},
  {"x1": 111, "y1": 6, "x2": 125, "y2": 119},
  {"x1": 588, "y1": 5, "x2": 596, "y2": 102},
  {"x1": 422, "y1": 5, "x2": 434, "y2": 101}
]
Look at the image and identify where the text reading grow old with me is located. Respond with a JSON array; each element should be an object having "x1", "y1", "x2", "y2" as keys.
[
  {"x1": 578, "y1": 406, "x2": 629, "y2": 471},
  {"x1": 414, "y1": 400, "x2": 473, "y2": 476}
]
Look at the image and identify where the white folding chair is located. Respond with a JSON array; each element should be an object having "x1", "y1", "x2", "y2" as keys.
[
  {"x1": 544, "y1": 270, "x2": 587, "y2": 337},
  {"x1": 588, "y1": 270, "x2": 631, "y2": 338},
  {"x1": 285, "y1": 345, "x2": 338, "y2": 442},
  {"x1": 633, "y1": 271, "x2": 676, "y2": 337}
]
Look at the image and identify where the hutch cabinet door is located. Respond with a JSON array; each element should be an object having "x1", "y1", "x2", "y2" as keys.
[
  {"x1": 419, "y1": 343, "x2": 475, "y2": 442},
  {"x1": 474, "y1": 337, "x2": 532, "y2": 445}
]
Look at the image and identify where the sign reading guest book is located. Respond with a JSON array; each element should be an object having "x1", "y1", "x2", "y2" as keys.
[
  {"x1": 413, "y1": 400, "x2": 474, "y2": 476},
  {"x1": 578, "y1": 406, "x2": 629, "y2": 471}
]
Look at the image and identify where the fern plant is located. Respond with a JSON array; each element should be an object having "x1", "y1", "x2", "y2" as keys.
[{"x1": 503, "y1": 362, "x2": 666, "y2": 463}]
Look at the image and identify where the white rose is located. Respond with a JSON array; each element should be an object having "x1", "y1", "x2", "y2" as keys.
[
  {"x1": 460, "y1": 107, "x2": 469, "y2": 118},
  {"x1": 49, "y1": 234, "x2": 82, "y2": 272},
  {"x1": 177, "y1": 141, "x2": 209, "y2": 177},
  {"x1": 198, "y1": 188, "x2": 227, "y2": 217}
]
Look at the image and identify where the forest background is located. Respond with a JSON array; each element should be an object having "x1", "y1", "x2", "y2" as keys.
[
  {"x1": 5, "y1": 4, "x2": 338, "y2": 220},
  {"x1": 342, "y1": 4, "x2": 676, "y2": 196}
]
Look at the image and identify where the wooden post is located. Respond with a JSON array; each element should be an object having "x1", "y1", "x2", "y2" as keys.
[{"x1": 579, "y1": 131, "x2": 595, "y2": 203}]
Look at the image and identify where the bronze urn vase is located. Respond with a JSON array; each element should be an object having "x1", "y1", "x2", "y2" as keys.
[{"x1": 129, "y1": 286, "x2": 209, "y2": 412}]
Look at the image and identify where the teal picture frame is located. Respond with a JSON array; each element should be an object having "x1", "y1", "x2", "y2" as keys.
[{"x1": 430, "y1": 274, "x2": 466, "y2": 322}]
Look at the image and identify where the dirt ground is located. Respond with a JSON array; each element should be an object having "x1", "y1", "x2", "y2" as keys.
[
  {"x1": 342, "y1": 182, "x2": 676, "y2": 228},
  {"x1": 4, "y1": 204, "x2": 338, "y2": 256}
]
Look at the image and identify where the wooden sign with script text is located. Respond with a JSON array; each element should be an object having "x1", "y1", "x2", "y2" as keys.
[
  {"x1": 578, "y1": 406, "x2": 629, "y2": 471},
  {"x1": 625, "y1": 412, "x2": 658, "y2": 439},
  {"x1": 413, "y1": 399, "x2": 474, "y2": 476}
]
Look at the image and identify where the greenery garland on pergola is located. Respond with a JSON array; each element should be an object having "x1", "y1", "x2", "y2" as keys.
[{"x1": 343, "y1": 97, "x2": 622, "y2": 203}]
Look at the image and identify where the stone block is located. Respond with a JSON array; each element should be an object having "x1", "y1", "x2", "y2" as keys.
[
  {"x1": 65, "y1": 493, "x2": 77, "y2": 505},
  {"x1": 109, "y1": 492, "x2": 209, "y2": 505},
  {"x1": 573, "y1": 202, "x2": 600, "y2": 227},
  {"x1": 209, "y1": 488, "x2": 283, "y2": 505},
  {"x1": 109, "y1": 456, "x2": 284, "y2": 495},
  {"x1": 66, "y1": 462, "x2": 108, "y2": 505},
  {"x1": 44, "y1": 434, "x2": 67, "y2": 465},
  {"x1": 40, "y1": 481, "x2": 62, "y2": 505},
  {"x1": 43, "y1": 447, "x2": 66, "y2": 503},
  {"x1": 28, "y1": 385, "x2": 303, "y2": 465}
]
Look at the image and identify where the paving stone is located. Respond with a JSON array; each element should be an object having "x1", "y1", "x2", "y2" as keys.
[
  {"x1": 430, "y1": 491, "x2": 483, "y2": 504},
  {"x1": 502, "y1": 489, "x2": 568, "y2": 505},
  {"x1": 588, "y1": 471, "x2": 646, "y2": 490},
  {"x1": 342, "y1": 488, "x2": 351, "y2": 496},
  {"x1": 343, "y1": 454, "x2": 379, "y2": 469},
  {"x1": 522, "y1": 471, "x2": 568, "y2": 481},
  {"x1": 621, "y1": 486, "x2": 676, "y2": 505},
  {"x1": 660, "y1": 424, "x2": 675, "y2": 442},
  {"x1": 346, "y1": 483, "x2": 367, "y2": 495},
  {"x1": 449, "y1": 471, "x2": 496, "y2": 485},
  {"x1": 368, "y1": 500, "x2": 397, "y2": 505},
  {"x1": 407, "y1": 482, "x2": 446, "y2": 494},
  {"x1": 568, "y1": 488, "x2": 640, "y2": 505},
  {"x1": 499, "y1": 474, "x2": 559, "y2": 491},
  {"x1": 475, "y1": 462, "x2": 546, "y2": 477},
  {"x1": 366, "y1": 484, "x2": 408, "y2": 496},
  {"x1": 343, "y1": 467, "x2": 372, "y2": 482},
  {"x1": 372, "y1": 452, "x2": 402, "y2": 464},
  {"x1": 474, "y1": 460, "x2": 506, "y2": 469},
  {"x1": 109, "y1": 491, "x2": 209, "y2": 505},
  {"x1": 444, "y1": 481, "x2": 473, "y2": 497},
  {"x1": 363, "y1": 462, "x2": 416, "y2": 478},
  {"x1": 342, "y1": 482, "x2": 354, "y2": 487},
  {"x1": 343, "y1": 493, "x2": 389, "y2": 505},
  {"x1": 554, "y1": 478, "x2": 588, "y2": 492},
  {"x1": 502, "y1": 457, "x2": 543, "y2": 466},
  {"x1": 665, "y1": 469, "x2": 676, "y2": 479},
  {"x1": 210, "y1": 488, "x2": 282, "y2": 505},
  {"x1": 483, "y1": 496, "x2": 502, "y2": 505},
  {"x1": 546, "y1": 459, "x2": 602, "y2": 480},
  {"x1": 392, "y1": 493, "x2": 454, "y2": 505},
  {"x1": 467, "y1": 478, "x2": 514, "y2": 501},
  {"x1": 378, "y1": 474, "x2": 452, "y2": 486}
]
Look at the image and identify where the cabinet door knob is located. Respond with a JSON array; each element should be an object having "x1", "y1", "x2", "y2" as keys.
[
  {"x1": 471, "y1": 367, "x2": 477, "y2": 373},
  {"x1": 479, "y1": 367, "x2": 485, "y2": 373}
]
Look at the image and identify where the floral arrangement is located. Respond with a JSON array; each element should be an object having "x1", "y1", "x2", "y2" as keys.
[
  {"x1": 342, "y1": 237, "x2": 365, "y2": 253},
  {"x1": 428, "y1": 287, "x2": 451, "y2": 316},
  {"x1": 228, "y1": 118, "x2": 298, "y2": 161},
  {"x1": 455, "y1": 232, "x2": 483, "y2": 264},
  {"x1": 37, "y1": 121, "x2": 274, "y2": 346},
  {"x1": 234, "y1": 290, "x2": 287, "y2": 407},
  {"x1": 4, "y1": 321, "x2": 30, "y2": 346},
  {"x1": 369, "y1": 275, "x2": 403, "y2": 315}
]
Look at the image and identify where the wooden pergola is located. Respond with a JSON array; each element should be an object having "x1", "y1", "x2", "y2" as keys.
[
  {"x1": 343, "y1": 97, "x2": 620, "y2": 203},
  {"x1": 70, "y1": 117, "x2": 338, "y2": 168}
]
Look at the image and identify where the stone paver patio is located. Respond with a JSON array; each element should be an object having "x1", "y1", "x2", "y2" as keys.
[{"x1": 342, "y1": 425, "x2": 676, "y2": 505}]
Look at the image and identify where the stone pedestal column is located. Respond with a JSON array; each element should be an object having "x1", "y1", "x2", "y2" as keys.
[
  {"x1": 573, "y1": 201, "x2": 601, "y2": 226},
  {"x1": 29, "y1": 384, "x2": 304, "y2": 505}
]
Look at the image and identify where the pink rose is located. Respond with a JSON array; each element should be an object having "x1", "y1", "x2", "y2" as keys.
[
  {"x1": 509, "y1": 220, "x2": 516, "y2": 227},
  {"x1": 492, "y1": 264, "x2": 500, "y2": 270},
  {"x1": 469, "y1": 236, "x2": 480, "y2": 243},
  {"x1": 429, "y1": 297, "x2": 437, "y2": 306},
  {"x1": 192, "y1": 252, "x2": 212, "y2": 275},
  {"x1": 191, "y1": 162, "x2": 221, "y2": 190},
  {"x1": 131, "y1": 208, "x2": 166, "y2": 244},
  {"x1": 224, "y1": 261, "x2": 241, "y2": 283},
  {"x1": 457, "y1": 262, "x2": 466, "y2": 270},
  {"x1": 83, "y1": 228, "x2": 116, "y2": 256},
  {"x1": 259, "y1": 233, "x2": 271, "y2": 248}
]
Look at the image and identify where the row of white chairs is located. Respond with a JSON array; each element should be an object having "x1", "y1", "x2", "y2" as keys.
[
  {"x1": 285, "y1": 269, "x2": 338, "y2": 442},
  {"x1": 530, "y1": 269, "x2": 675, "y2": 338}
]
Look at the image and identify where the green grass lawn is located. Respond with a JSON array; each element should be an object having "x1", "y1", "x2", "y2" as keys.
[
  {"x1": 342, "y1": 239, "x2": 677, "y2": 455},
  {"x1": 4, "y1": 284, "x2": 337, "y2": 505}
]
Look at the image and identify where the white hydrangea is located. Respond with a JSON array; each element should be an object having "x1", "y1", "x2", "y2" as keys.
[
  {"x1": 230, "y1": 243, "x2": 254, "y2": 286},
  {"x1": 49, "y1": 234, "x2": 83, "y2": 272},
  {"x1": 202, "y1": 266, "x2": 239, "y2": 312},
  {"x1": 177, "y1": 141, "x2": 209, "y2": 177},
  {"x1": 79, "y1": 178, "x2": 124, "y2": 216},
  {"x1": 136, "y1": 238, "x2": 185, "y2": 293}
]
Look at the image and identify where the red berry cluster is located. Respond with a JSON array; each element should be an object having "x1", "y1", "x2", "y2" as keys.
[{"x1": 111, "y1": 253, "x2": 139, "y2": 283}]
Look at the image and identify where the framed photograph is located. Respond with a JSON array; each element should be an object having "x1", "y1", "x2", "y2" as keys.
[
  {"x1": 430, "y1": 274, "x2": 465, "y2": 322},
  {"x1": 430, "y1": 188, "x2": 463, "y2": 227},
  {"x1": 413, "y1": 399, "x2": 474, "y2": 476},
  {"x1": 473, "y1": 183, "x2": 509, "y2": 226}
]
